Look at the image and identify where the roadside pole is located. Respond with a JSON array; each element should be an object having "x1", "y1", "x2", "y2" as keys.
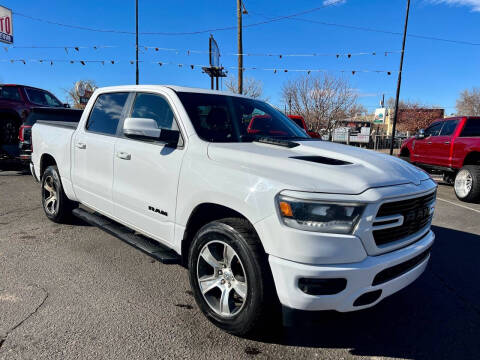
[
  {"x1": 389, "y1": 0, "x2": 411, "y2": 155},
  {"x1": 135, "y1": 0, "x2": 139, "y2": 85},
  {"x1": 237, "y1": 0, "x2": 243, "y2": 94}
]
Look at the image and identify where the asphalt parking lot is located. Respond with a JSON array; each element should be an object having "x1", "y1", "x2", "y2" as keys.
[{"x1": 0, "y1": 166, "x2": 479, "y2": 360}]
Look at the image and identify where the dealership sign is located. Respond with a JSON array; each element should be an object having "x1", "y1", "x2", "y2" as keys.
[
  {"x1": 374, "y1": 108, "x2": 386, "y2": 124},
  {"x1": 0, "y1": 5, "x2": 13, "y2": 44}
]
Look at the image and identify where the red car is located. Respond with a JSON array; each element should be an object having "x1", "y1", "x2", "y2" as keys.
[
  {"x1": 288, "y1": 115, "x2": 321, "y2": 138},
  {"x1": 0, "y1": 84, "x2": 66, "y2": 160},
  {"x1": 400, "y1": 116, "x2": 480, "y2": 202}
]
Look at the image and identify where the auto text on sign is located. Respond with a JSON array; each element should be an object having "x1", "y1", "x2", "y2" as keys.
[{"x1": 0, "y1": 6, "x2": 13, "y2": 44}]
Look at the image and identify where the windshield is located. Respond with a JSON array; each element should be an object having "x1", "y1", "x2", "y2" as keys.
[
  {"x1": 25, "y1": 88, "x2": 63, "y2": 107},
  {"x1": 177, "y1": 92, "x2": 309, "y2": 143}
]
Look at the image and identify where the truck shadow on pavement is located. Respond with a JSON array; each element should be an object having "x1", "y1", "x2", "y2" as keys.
[
  {"x1": 261, "y1": 225, "x2": 480, "y2": 360},
  {"x1": 0, "y1": 162, "x2": 30, "y2": 175}
]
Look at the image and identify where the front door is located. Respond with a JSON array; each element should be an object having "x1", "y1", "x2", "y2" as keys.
[
  {"x1": 112, "y1": 92, "x2": 186, "y2": 246},
  {"x1": 414, "y1": 121, "x2": 443, "y2": 165},
  {"x1": 72, "y1": 92, "x2": 130, "y2": 216},
  {"x1": 430, "y1": 119, "x2": 459, "y2": 167}
]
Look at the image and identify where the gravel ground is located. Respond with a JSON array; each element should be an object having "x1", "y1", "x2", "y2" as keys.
[{"x1": 0, "y1": 168, "x2": 479, "y2": 360}]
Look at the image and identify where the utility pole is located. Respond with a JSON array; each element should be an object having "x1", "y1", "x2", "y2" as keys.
[
  {"x1": 237, "y1": 0, "x2": 245, "y2": 94},
  {"x1": 135, "y1": 0, "x2": 139, "y2": 85},
  {"x1": 390, "y1": 0, "x2": 410, "y2": 155}
]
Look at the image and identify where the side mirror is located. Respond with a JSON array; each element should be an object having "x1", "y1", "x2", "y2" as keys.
[
  {"x1": 64, "y1": 103, "x2": 70, "y2": 108},
  {"x1": 123, "y1": 117, "x2": 180, "y2": 147},
  {"x1": 123, "y1": 117, "x2": 161, "y2": 139},
  {"x1": 416, "y1": 129, "x2": 425, "y2": 139}
]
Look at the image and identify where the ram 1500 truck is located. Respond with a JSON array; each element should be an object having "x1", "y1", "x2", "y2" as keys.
[
  {"x1": 32, "y1": 85, "x2": 437, "y2": 335},
  {"x1": 400, "y1": 116, "x2": 480, "y2": 202}
]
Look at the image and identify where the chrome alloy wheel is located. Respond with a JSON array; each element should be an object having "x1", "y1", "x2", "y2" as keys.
[
  {"x1": 196, "y1": 240, "x2": 248, "y2": 318},
  {"x1": 455, "y1": 169, "x2": 473, "y2": 199},
  {"x1": 43, "y1": 175, "x2": 58, "y2": 215}
]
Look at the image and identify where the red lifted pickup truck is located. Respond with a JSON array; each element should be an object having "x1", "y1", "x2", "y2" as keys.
[
  {"x1": 400, "y1": 116, "x2": 480, "y2": 202},
  {"x1": 288, "y1": 115, "x2": 321, "y2": 138}
]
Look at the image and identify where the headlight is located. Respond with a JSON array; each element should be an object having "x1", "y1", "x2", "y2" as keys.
[{"x1": 276, "y1": 195, "x2": 365, "y2": 234}]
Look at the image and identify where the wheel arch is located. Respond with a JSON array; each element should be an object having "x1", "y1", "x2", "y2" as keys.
[
  {"x1": 180, "y1": 202, "x2": 263, "y2": 266},
  {"x1": 463, "y1": 151, "x2": 480, "y2": 166},
  {"x1": 39, "y1": 153, "x2": 57, "y2": 179}
]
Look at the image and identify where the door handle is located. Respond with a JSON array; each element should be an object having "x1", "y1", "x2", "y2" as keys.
[
  {"x1": 427, "y1": 141, "x2": 432, "y2": 144},
  {"x1": 444, "y1": 141, "x2": 450, "y2": 144},
  {"x1": 76, "y1": 142, "x2": 86, "y2": 149},
  {"x1": 116, "y1": 152, "x2": 131, "y2": 160}
]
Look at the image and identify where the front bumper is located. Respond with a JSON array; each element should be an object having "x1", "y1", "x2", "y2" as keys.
[{"x1": 269, "y1": 229, "x2": 434, "y2": 312}]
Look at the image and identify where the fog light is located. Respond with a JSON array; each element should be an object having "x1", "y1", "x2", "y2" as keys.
[{"x1": 298, "y1": 278, "x2": 347, "y2": 295}]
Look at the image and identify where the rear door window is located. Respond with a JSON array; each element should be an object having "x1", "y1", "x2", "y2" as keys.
[
  {"x1": 460, "y1": 118, "x2": 480, "y2": 137},
  {"x1": 0, "y1": 86, "x2": 21, "y2": 101},
  {"x1": 86, "y1": 93, "x2": 129, "y2": 135},
  {"x1": 439, "y1": 120, "x2": 459, "y2": 136}
]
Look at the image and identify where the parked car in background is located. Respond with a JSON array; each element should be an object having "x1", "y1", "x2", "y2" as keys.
[
  {"x1": 19, "y1": 107, "x2": 82, "y2": 164},
  {"x1": 400, "y1": 116, "x2": 480, "y2": 202},
  {"x1": 32, "y1": 85, "x2": 436, "y2": 335},
  {"x1": 288, "y1": 115, "x2": 321, "y2": 138},
  {"x1": 0, "y1": 84, "x2": 67, "y2": 161}
]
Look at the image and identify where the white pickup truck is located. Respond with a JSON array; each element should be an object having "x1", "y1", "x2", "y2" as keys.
[{"x1": 31, "y1": 85, "x2": 436, "y2": 335}]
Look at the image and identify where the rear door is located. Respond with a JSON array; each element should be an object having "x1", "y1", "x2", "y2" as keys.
[
  {"x1": 452, "y1": 118, "x2": 480, "y2": 168},
  {"x1": 72, "y1": 92, "x2": 130, "y2": 216},
  {"x1": 414, "y1": 121, "x2": 443, "y2": 164},
  {"x1": 431, "y1": 119, "x2": 460, "y2": 167},
  {"x1": 112, "y1": 91, "x2": 186, "y2": 246}
]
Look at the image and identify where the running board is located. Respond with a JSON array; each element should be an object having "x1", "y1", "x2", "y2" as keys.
[{"x1": 72, "y1": 208, "x2": 181, "y2": 264}]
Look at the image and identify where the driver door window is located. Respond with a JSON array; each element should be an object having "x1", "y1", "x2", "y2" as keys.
[{"x1": 424, "y1": 122, "x2": 443, "y2": 137}]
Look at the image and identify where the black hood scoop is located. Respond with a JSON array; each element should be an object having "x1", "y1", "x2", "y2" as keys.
[{"x1": 290, "y1": 156, "x2": 352, "y2": 166}]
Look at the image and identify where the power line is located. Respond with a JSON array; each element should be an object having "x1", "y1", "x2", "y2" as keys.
[
  {"x1": 288, "y1": 17, "x2": 480, "y2": 46},
  {"x1": 13, "y1": 0, "x2": 346, "y2": 36},
  {"x1": 248, "y1": 10, "x2": 480, "y2": 46},
  {"x1": 14, "y1": 3, "x2": 480, "y2": 45}
]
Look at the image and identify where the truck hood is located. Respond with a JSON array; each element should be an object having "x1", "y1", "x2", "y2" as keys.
[{"x1": 207, "y1": 140, "x2": 429, "y2": 195}]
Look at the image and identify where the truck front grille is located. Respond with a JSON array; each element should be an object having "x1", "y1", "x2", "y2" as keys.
[{"x1": 373, "y1": 192, "x2": 436, "y2": 247}]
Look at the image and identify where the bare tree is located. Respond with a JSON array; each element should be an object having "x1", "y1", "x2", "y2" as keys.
[
  {"x1": 347, "y1": 103, "x2": 368, "y2": 118},
  {"x1": 456, "y1": 88, "x2": 480, "y2": 116},
  {"x1": 281, "y1": 74, "x2": 358, "y2": 135},
  {"x1": 65, "y1": 80, "x2": 97, "y2": 109},
  {"x1": 225, "y1": 76, "x2": 264, "y2": 99}
]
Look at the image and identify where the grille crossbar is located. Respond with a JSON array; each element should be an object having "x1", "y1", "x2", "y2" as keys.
[{"x1": 373, "y1": 192, "x2": 435, "y2": 246}]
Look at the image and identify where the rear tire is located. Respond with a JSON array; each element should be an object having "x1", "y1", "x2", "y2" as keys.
[
  {"x1": 454, "y1": 165, "x2": 480, "y2": 203},
  {"x1": 188, "y1": 218, "x2": 278, "y2": 336},
  {"x1": 41, "y1": 165, "x2": 78, "y2": 223}
]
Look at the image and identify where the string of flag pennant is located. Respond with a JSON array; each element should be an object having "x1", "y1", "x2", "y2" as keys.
[
  {"x1": 0, "y1": 58, "x2": 396, "y2": 75},
  {"x1": 2, "y1": 45, "x2": 403, "y2": 59}
]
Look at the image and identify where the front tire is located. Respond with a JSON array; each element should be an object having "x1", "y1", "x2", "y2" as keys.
[
  {"x1": 188, "y1": 218, "x2": 277, "y2": 336},
  {"x1": 454, "y1": 165, "x2": 480, "y2": 203},
  {"x1": 41, "y1": 165, "x2": 77, "y2": 223}
]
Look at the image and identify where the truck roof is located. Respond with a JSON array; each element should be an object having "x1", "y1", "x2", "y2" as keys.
[{"x1": 95, "y1": 85, "x2": 254, "y2": 99}]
